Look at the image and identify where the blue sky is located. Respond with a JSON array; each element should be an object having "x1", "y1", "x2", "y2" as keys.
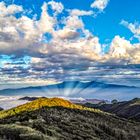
[
  {"x1": 0, "y1": 0, "x2": 140, "y2": 89},
  {"x1": 3, "y1": 0, "x2": 139, "y2": 44}
]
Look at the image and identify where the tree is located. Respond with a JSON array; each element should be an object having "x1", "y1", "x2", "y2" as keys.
[
  {"x1": 98, "y1": 101, "x2": 106, "y2": 106},
  {"x1": 111, "y1": 99, "x2": 118, "y2": 104}
]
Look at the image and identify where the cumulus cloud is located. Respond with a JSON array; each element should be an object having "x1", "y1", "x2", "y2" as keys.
[
  {"x1": 0, "y1": 1, "x2": 101, "y2": 58},
  {"x1": 56, "y1": 28, "x2": 79, "y2": 40},
  {"x1": 69, "y1": 9, "x2": 94, "y2": 16},
  {"x1": 109, "y1": 36, "x2": 132, "y2": 58},
  {"x1": 120, "y1": 20, "x2": 140, "y2": 41},
  {"x1": 48, "y1": 0, "x2": 64, "y2": 14},
  {"x1": 91, "y1": 0, "x2": 109, "y2": 11},
  {"x1": 0, "y1": 1, "x2": 104, "y2": 85},
  {"x1": 0, "y1": 1, "x2": 23, "y2": 16},
  {"x1": 0, "y1": 2, "x2": 56, "y2": 56},
  {"x1": 64, "y1": 15, "x2": 84, "y2": 30},
  {"x1": 1, "y1": 1, "x2": 140, "y2": 87},
  {"x1": 104, "y1": 35, "x2": 140, "y2": 64},
  {"x1": 38, "y1": 2, "x2": 55, "y2": 34}
]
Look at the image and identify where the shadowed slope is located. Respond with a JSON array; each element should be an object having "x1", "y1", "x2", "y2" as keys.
[
  {"x1": 84, "y1": 98, "x2": 140, "y2": 121},
  {"x1": 0, "y1": 106, "x2": 140, "y2": 140}
]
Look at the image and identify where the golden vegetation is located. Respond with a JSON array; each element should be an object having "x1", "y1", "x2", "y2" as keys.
[{"x1": 0, "y1": 97, "x2": 103, "y2": 119}]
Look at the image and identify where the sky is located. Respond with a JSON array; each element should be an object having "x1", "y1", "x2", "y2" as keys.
[{"x1": 0, "y1": 0, "x2": 140, "y2": 89}]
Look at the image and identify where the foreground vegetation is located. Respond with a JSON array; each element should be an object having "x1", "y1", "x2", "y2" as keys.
[{"x1": 0, "y1": 98, "x2": 140, "y2": 140}]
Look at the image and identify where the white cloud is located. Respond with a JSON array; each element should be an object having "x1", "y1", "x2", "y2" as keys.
[
  {"x1": 0, "y1": 96, "x2": 29, "y2": 109},
  {"x1": 56, "y1": 28, "x2": 79, "y2": 40},
  {"x1": 18, "y1": 16, "x2": 38, "y2": 40},
  {"x1": 0, "y1": 1, "x2": 23, "y2": 16},
  {"x1": 120, "y1": 20, "x2": 140, "y2": 41},
  {"x1": 38, "y1": 2, "x2": 55, "y2": 34},
  {"x1": 109, "y1": 36, "x2": 132, "y2": 58},
  {"x1": 104, "y1": 35, "x2": 140, "y2": 64},
  {"x1": 0, "y1": 1, "x2": 101, "y2": 59},
  {"x1": 91, "y1": 0, "x2": 109, "y2": 11},
  {"x1": 0, "y1": 2, "x2": 56, "y2": 55},
  {"x1": 69, "y1": 9, "x2": 94, "y2": 16},
  {"x1": 48, "y1": 0, "x2": 64, "y2": 14},
  {"x1": 64, "y1": 15, "x2": 84, "y2": 30},
  {"x1": 1, "y1": 1, "x2": 140, "y2": 87},
  {"x1": 0, "y1": 1, "x2": 103, "y2": 84}
]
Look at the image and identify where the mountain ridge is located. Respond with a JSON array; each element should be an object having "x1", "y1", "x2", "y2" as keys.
[
  {"x1": 0, "y1": 97, "x2": 103, "y2": 119},
  {"x1": 83, "y1": 98, "x2": 140, "y2": 121},
  {"x1": 0, "y1": 81, "x2": 139, "y2": 101},
  {"x1": 0, "y1": 81, "x2": 138, "y2": 91},
  {"x1": 0, "y1": 81, "x2": 138, "y2": 95}
]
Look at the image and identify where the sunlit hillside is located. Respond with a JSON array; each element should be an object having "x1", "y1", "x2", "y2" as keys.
[
  {"x1": 0, "y1": 97, "x2": 103, "y2": 119},
  {"x1": 0, "y1": 101, "x2": 140, "y2": 140}
]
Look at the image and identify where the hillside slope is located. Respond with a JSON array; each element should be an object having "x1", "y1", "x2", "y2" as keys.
[
  {"x1": 0, "y1": 97, "x2": 102, "y2": 119},
  {"x1": 0, "y1": 98, "x2": 140, "y2": 140},
  {"x1": 84, "y1": 98, "x2": 140, "y2": 121}
]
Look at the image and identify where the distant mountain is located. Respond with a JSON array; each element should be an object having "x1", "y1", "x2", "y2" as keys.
[
  {"x1": 18, "y1": 96, "x2": 42, "y2": 101},
  {"x1": 70, "y1": 98, "x2": 108, "y2": 104},
  {"x1": 83, "y1": 98, "x2": 140, "y2": 122},
  {"x1": 0, "y1": 81, "x2": 139, "y2": 100},
  {"x1": 0, "y1": 98, "x2": 140, "y2": 140},
  {"x1": 18, "y1": 96, "x2": 107, "y2": 104}
]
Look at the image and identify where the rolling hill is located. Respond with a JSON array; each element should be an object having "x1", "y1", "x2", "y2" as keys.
[
  {"x1": 84, "y1": 98, "x2": 140, "y2": 121},
  {"x1": 0, "y1": 98, "x2": 140, "y2": 140},
  {"x1": 0, "y1": 97, "x2": 102, "y2": 119}
]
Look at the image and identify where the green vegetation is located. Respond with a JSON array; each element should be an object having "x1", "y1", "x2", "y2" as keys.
[
  {"x1": 0, "y1": 98, "x2": 140, "y2": 140},
  {"x1": 0, "y1": 106, "x2": 140, "y2": 140},
  {"x1": 83, "y1": 98, "x2": 140, "y2": 122},
  {"x1": 111, "y1": 99, "x2": 118, "y2": 104},
  {"x1": 0, "y1": 124, "x2": 51, "y2": 140}
]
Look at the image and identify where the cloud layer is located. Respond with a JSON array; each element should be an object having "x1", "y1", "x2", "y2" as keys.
[{"x1": 0, "y1": 1, "x2": 140, "y2": 87}]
